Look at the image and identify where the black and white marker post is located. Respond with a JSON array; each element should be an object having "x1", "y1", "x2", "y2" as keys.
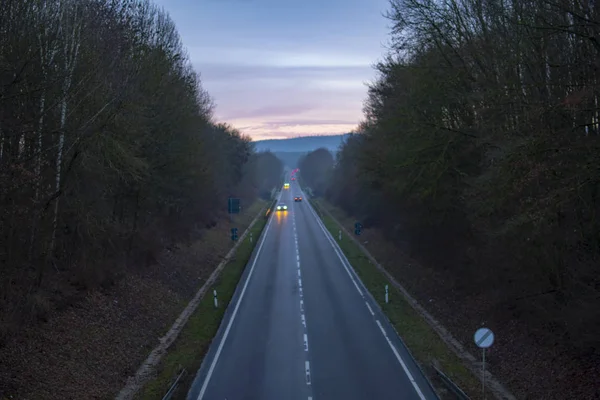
[
  {"x1": 385, "y1": 284, "x2": 389, "y2": 304},
  {"x1": 474, "y1": 327, "x2": 495, "y2": 399},
  {"x1": 213, "y1": 289, "x2": 218, "y2": 308}
]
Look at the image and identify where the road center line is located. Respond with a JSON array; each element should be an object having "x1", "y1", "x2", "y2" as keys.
[
  {"x1": 305, "y1": 361, "x2": 311, "y2": 385},
  {"x1": 365, "y1": 302, "x2": 375, "y2": 316},
  {"x1": 294, "y1": 201, "x2": 313, "y2": 399},
  {"x1": 302, "y1": 191, "x2": 427, "y2": 400},
  {"x1": 303, "y1": 333, "x2": 309, "y2": 351}
]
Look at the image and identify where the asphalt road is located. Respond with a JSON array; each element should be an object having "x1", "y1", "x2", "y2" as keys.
[{"x1": 187, "y1": 182, "x2": 438, "y2": 400}]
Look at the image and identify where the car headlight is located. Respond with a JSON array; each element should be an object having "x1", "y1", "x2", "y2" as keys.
[
  {"x1": 277, "y1": 206, "x2": 281, "y2": 210},
  {"x1": 283, "y1": 206, "x2": 287, "y2": 210}
]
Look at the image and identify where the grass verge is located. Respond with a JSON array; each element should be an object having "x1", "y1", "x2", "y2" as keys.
[
  {"x1": 311, "y1": 198, "x2": 482, "y2": 400},
  {"x1": 136, "y1": 200, "x2": 270, "y2": 400}
]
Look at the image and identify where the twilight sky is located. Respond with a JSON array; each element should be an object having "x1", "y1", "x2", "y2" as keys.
[{"x1": 153, "y1": 0, "x2": 392, "y2": 140}]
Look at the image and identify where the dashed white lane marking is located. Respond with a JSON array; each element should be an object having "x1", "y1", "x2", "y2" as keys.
[
  {"x1": 375, "y1": 320, "x2": 426, "y2": 400},
  {"x1": 294, "y1": 203, "x2": 313, "y2": 399},
  {"x1": 300, "y1": 191, "x2": 427, "y2": 400},
  {"x1": 303, "y1": 334, "x2": 309, "y2": 351},
  {"x1": 365, "y1": 302, "x2": 375, "y2": 316}
]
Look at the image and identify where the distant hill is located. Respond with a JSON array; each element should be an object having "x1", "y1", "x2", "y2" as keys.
[
  {"x1": 272, "y1": 152, "x2": 305, "y2": 169},
  {"x1": 253, "y1": 134, "x2": 350, "y2": 153}
]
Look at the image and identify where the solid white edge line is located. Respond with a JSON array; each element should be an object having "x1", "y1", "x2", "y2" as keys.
[
  {"x1": 303, "y1": 191, "x2": 427, "y2": 400},
  {"x1": 376, "y1": 320, "x2": 426, "y2": 400},
  {"x1": 307, "y1": 203, "x2": 363, "y2": 296},
  {"x1": 196, "y1": 214, "x2": 274, "y2": 400}
]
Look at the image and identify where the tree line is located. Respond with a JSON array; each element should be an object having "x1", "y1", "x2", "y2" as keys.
[
  {"x1": 0, "y1": 0, "x2": 282, "y2": 336},
  {"x1": 304, "y1": 0, "x2": 600, "y2": 356}
]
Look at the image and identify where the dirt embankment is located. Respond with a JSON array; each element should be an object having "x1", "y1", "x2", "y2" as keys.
[
  {"x1": 322, "y1": 202, "x2": 600, "y2": 400},
  {"x1": 0, "y1": 205, "x2": 260, "y2": 400}
]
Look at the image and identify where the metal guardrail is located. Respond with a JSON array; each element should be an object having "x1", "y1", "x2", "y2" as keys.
[
  {"x1": 162, "y1": 367, "x2": 187, "y2": 400},
  {"x1": 432, "y1": 364, "x2": 470, "y2": 400}
]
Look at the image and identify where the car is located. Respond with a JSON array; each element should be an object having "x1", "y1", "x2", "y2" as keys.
[
  {"x1": 291, "y1": 177, "x2": 296, "y2": 181},
  {"x1": 276, "y1": 204, "x2": 288, "y2": 211},
  {"x1": 294, "y1": 196, "x2": 302, "y2": 202},
  {"x1": 284, "y1": 183, "x2": 290, "y2": 189}
]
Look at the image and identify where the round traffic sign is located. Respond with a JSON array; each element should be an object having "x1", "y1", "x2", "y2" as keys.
[{"x1": 474, "y1": 327, "x2": 494, "y2": 348}]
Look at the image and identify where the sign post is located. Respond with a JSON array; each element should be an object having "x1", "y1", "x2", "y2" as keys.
[
  {"x1": 354, "y1": 222, "x2": 362, "y2": 235},
  {"x1": 474, "y1": 327, "x2": 495, "y2": 398},
  {"x1": 228, "y1": 198, "x2": 241, "y2": 214},
  {"x1": 228, "y1": 198, "x2": 240, "y2": 225}
]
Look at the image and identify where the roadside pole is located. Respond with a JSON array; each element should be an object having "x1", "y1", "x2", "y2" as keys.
[{"x1": 474, "y1": 327, "x2": 495, "y2": 399}]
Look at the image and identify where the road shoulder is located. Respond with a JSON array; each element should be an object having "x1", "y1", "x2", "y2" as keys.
[{"x1": 308, "y1": 197, "x2": 513, "y2": 400}]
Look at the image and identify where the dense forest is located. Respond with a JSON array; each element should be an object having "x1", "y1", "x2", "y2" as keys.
[
  {"x1": 301, "y1": 0, "x2": 600, "y2": 397},
  {"x1": 0, "y1": 0, "x2": 282, "y2": 344}
]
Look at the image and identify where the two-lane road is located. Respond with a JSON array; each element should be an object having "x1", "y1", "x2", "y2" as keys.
[{"x1": 187, "y1": 182, "x2": 438, "y2": 400}]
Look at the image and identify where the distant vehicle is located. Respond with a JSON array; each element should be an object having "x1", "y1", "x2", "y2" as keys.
[
  {"x1": 284, "y1": 183, "x2": 290, "y2": 189},
  {"x1": 291, "y1": 177, "x2": 296, "y2": 181},
  {"x1": 276, "y1": 204, "x2": 288, "y2": 211},
  {"x1": 294, "y1": 196, "x2": 302, "y2": 202}
]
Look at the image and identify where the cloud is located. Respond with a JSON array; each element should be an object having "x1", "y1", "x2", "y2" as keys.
[
  {"x1": 197, "y1": 63, "x2": 373, "y2": 83},
  {"x1": 191, "y1": 53, "x2": 373, "y2": 141},
  {"x1": 265, "y1": 119, "x2": 354, "y2": 126},
  {"x1": 189, "y1": 47, "x2": 374, "y2": 69},
  {"x1": 220, "y1": 104, "x2": 315, "y2": 120},
  {"x1": 229, "y1": 120, "x2": 357, "y2": 140}
]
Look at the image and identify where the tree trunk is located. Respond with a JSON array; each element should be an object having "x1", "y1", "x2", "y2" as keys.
[{"x1": 49, "y1": 0, "x2": 81, "y2": 254}]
